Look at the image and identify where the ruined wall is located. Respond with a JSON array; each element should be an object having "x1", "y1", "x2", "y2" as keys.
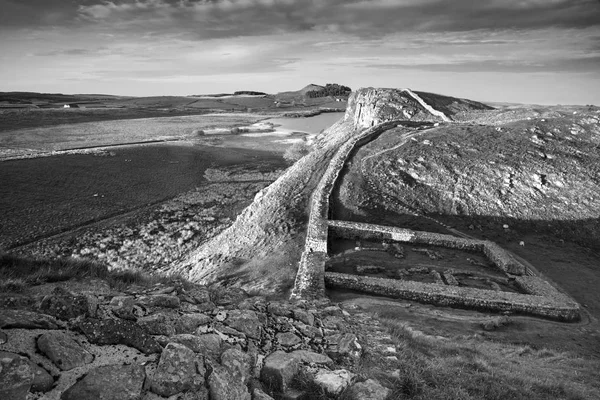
[
  {"x1": 327, "y1": 220, "x2": 526, "y2": 276},
  {"x1": 324, "y1": 272, "x2": 580, "y2": 321}
]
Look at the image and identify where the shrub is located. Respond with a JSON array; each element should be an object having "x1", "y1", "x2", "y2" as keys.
[
  {"x1": 283, "y1": 142, "x2": 311, "y2": 163},
  {"x1": 192, "y1": 129, "x2": 205, "y2": 136}
]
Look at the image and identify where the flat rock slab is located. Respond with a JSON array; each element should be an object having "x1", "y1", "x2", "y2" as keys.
[
  {"x1": 0, "y1": 309, "x2": 59, "y2": 330},
  {"x1": 220, "y1": 348, "x2": 252, "y2": 385},
  {"x1": 0, "y1": 351, "x2": 53, "y2": 393},
  {"x1": 37, "y1": 331, "x2": 94, "y2": 371},
  {"x1": 224, "y1": 310, "x2": 261, "y2": 340},
  {"x1": 276, "y1": 332, "x2": 302, "y2": 348},
  {"x1": 0, "y1": 353, "x2": 33, "y2": 400},
  {"x1": 61, "y1": 363, "x2": 145, "y2": 400},
  {"x1": 150, "y1": 343, "x2": 200, "y2": 397},
  {"x1": 77, "y1": 318, "x2": 161, "y2": 354}
]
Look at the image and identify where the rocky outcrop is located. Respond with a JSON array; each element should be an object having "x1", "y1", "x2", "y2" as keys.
[
  {"x1": 344, "y1": 87, "x2": 450, "y2": 130},
  {"x1": 0, "y1": 279, "x2": 397, "y2": 399}
]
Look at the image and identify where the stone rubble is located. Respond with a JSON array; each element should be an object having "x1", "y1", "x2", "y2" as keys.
[{"x1": 0, "y1": 280, "x2": 395, "y2": 399}]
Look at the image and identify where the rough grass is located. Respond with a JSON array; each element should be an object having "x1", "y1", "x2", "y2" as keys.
[
  {"x1": 363, "y1": 308, "x2": 600, "y2": 400},
  {"x1": 0, "y1": 252, "x2": 191, "y2": 292}
]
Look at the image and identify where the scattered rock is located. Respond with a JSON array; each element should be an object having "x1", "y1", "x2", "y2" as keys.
[
  {"x1": 220, "y1": 348, "x2": 252, "y2": 385},
  {"x1": 175, "y1": 313, "x2": 212, "y2": 334},
  {"x1": 109, "y1": 296, "x2": 137, "y2": 320},
  {"x1": 0, "y1": 351, "x2": 53, "y2": 393},
  {"x1": 326, "y1": 333, "x2": 362, "y2": 365},
  {"x1": 77, "y1": 318, "x2": 162, "y2": 354},
  {"x1": 150, "y1": 343, "x2": 200, "y2": 397},
  {"x1": 171, "y1": 333, "x2": 222, "y2": 358},
  {"x1": 138, "y1": 313, "x2": 176, "y2": 336},
  {"x1": 37, "y1": 331, "x2": 93, "y2": 371},
  {"x1": 261, "y1": 350, "x2": 299, "y2": 392},
  {"x1": 39, "y1": 287, "x2": 91, "y2": 320},
  {"x1": 313, "y1": 369, "x2": 355, "y2": 396},
  {"x1": 208, "y1": 364, "x2": 251, "y2": 400},
  {"x1": 0, "y1": 354, "x2": 33, "y2": 400},
  {"x1": 253, "y1": 388, "x2": 275, "y2": 400},
  {"x1": 290, "y1": 350, "x2": 333, "y2": 366},
  {"x1": 135, "y1": 294, "x2": 180, "y2": 309},
  {"x1": 346, "y1": 378, "x2": 390, "y2": 400},
  {"x1": 276, "y1": 332, "x2": 302, "y2": 348},
  {"x1": 224, "y1": 309, "x2": 262, "y2": 339},
  {"x1": 61, "y1": 363, "x2": 145, "y2": 400},
  {"x1": 0, "y1": 309, "x2": 60, "y2": 329}
]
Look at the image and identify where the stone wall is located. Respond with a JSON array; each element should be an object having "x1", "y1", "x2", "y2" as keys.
[
  {"x1": 290, "y1": 120, "x2": 408, "y2": 299},
  {"x1": 324, "y1": 272, "x2": 580, "y2": 322},
  {"x1": 328, "y1": 220, "x2": 526, "y2": 276}
]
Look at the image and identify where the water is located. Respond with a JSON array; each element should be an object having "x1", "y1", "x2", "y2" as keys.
[{"x1": 267, "y1": 112, "x2": 345, "y2": 134}]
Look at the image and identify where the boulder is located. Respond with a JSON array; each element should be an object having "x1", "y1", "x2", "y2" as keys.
[
  {"x1": 210, "y1": 286, "x2": 247, "y2": 307},
  {"x1": 136, "y1": 294, "x2": 180, "y2": 309},
  {"x1": 261, "y1": 351, "x2": 299, "y2": 392},
  {"x1": 0, "y1": 353, "x2": 33, "y2": 400},
  {"x1": 61, "y1": 363, "x2": 145, "y2": 400},
  {"x1": 276, "y1": 332, "x2": 302, "y2": 348},
  {"x1": 346, "y1": 379, "x2": 390, "y2": 400},
  {"x1": 313, "y1": 369, "x2": 355, "y2": 396},
  {"x1": 253, "y1": 388, "x2": 275, "y2": 400},
  {"x1": 175, "y1": 313, "x2": 212, "y2": 334},
  {"x1": 77, "y1": 318, "x2": 161, "y2": 354},
  {"x1": 138, "y1": 313, "x2": 176, "y2": 336},
  {"x1": 0, "y1": 309, "x2": 59, "y2": 329},
  {"x1": 150, "y1": 343, "x2": 200, "y2": 397},
  {"x1": 0, "y1": 351, "x2": 53, "y2": 393},
  {"x1": 37, "y1": 331, "x2": 94, "y2": 371},
  {"x1": 170, "y1": 333, "x2": 222, "y2": 359},
  {"x1": 224, "y1": 310, "x2": 262, "y2": 340},
  {"x1": 221, "y1": 348, "x2": 252, "y2": 385},
  {"x1": 108, "y1": 296, "x2": 137, "y2": 320},
  {"x1": 208, "y1": 364, "x2": 251, "y2": 400},
  {"x1": 326, "y1": 333, "x2": 362, "y2": 365},
  {"x1": 39, "y1": 287, "x2": 90, "y2": 321},
  {"x1": 292, "y1": 309, "x2": 314, "y2": 326}
]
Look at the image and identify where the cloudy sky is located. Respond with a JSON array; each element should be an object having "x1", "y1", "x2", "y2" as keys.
[{"x1": 1, "y1": 0, "x2": 599, "y2": 104}]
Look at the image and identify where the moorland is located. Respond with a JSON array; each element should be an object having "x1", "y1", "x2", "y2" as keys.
[{"x1": 1, "y1": 84, "x2": 600, "y2": 400}]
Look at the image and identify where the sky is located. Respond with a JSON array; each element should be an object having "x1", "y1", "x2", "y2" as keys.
[{"x1": 1, "y1": 0, "x2": 599, "y2": 105}]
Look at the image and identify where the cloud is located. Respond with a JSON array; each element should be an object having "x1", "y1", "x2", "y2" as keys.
[
  {"x1": 72, "y1": 0, "x2": 600, "y2": 39},
  {"x1": 368, "y1": 55, "x2": 600, "y2": 74}
]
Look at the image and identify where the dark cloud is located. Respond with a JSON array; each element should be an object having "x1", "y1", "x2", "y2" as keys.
[
  {"x1": 4, "y1": 0, "x2": 598, "y2": 37},
  {"x1": 368, "y1": 55, "x2": 600, "y2": 74}
]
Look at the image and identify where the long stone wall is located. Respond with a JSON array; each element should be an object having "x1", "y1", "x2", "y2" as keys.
[
  {"x1": 290, "y1": 120, "x2": 411, "y2": 299},
  {"x1": 324, "y1": 272, "x2": 580, "y2": 321}
]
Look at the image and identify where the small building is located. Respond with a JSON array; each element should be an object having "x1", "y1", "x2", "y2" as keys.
[{"x1": 63, "y1": 103, "x2": 79, "y2": 108}]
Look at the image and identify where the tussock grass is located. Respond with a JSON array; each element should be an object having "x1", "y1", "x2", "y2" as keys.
[
  {"x1": 0, "y1": 252, "x2": 191, "y2": 292},
  {"x1": 367, "y1": 308, "x2": 600, "y2": 400}
]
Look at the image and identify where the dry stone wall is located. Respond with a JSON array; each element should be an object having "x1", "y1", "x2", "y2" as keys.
[
  {"x1": 290, "y1": 120, "x2": 408, "y2": 299},
  {"x1": 324, "y1": 273, "x2": 580, "y2": 321}
]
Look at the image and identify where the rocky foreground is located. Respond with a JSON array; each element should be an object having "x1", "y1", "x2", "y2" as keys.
[{"x1": 0, "y1": 278, "x2": 397, "y2": 400}]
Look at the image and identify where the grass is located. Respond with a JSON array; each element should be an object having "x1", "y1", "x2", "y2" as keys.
[
  {"x1": 353, "y1": 308, "x2": 600, "y2": 400},
  {"x1": 0, "y1": 252, "x2": 192, "y2": 293}
]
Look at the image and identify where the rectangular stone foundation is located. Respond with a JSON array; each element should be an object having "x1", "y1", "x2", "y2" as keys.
[{"x1": 325, "y1": 272, "x2": 580, "y2": 321}]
